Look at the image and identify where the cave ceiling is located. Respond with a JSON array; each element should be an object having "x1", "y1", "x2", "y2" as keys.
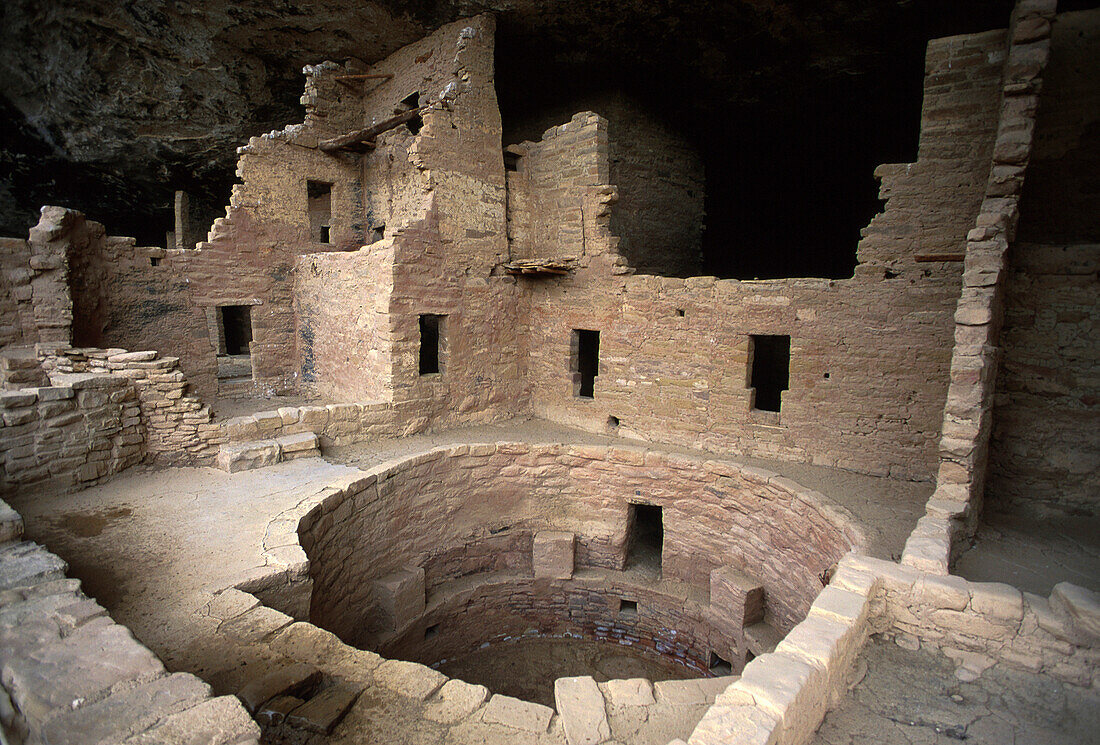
[{"x1": 0, "y1": 0, "x2": 1021, "y2": 243}]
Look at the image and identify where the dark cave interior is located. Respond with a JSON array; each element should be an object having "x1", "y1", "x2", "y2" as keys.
[{"x1": 5, "y1": 0, "x2": 1089, "y2": 276}]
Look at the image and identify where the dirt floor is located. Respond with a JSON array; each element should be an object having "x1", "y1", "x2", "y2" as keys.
[
  {"x1": 435, "y1": 636, "x2": 701, "y2": 708},
  {"x1": 954, "y1": 510, "x2": 1100, "y2": 595},
  {"x1": 811, "y1": 635, "x2": 1100, "y2": 745}
]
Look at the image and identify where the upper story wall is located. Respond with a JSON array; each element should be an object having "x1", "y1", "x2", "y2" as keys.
[{"x1": 518, "y1": 27, "x2": 1008, "y2": 481}]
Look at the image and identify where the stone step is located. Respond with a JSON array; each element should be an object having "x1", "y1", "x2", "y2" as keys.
[
  {"x1": 744, "y1": 621, "x2": 784, "y2": 657},
  {"x1": 216, "y1": 432, "x2": 320, "y2": 473}
]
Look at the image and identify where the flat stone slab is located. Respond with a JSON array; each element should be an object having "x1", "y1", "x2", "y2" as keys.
[
  {"x1": 555, "y1": 676, "x2": 610, "y2": 745},
  {"x1": 237, "y1": 662, "x2": 322, "y2": 713},
  {"x1": 600, "y1": 678, "x2": 655, "y2": 707},
  {"x1": 122, "y1": 695, "x2": 260, "y2": 744},
  {"x1": 0, "y1": 541, "x2": 68, "y2": 590},
  {"x1": 373, "y1": 659, "x2": 447, "y2": 701},
  {"x1": 277, "y1": 431, "x2": 320, "y2": 453},
  {"x1": 285, "y1": 682, "x2": 362, "y2": 734},
  {"x1": 216, "y1": 440, "x2": 281, "y2": 473},
  {"x1": 481, "y1": 693, "x2": 554, "y2": 732},
  {"x1": 424, "y1": 679, "x2": 490, "y2": 724},
  {"x1": 40, "y1": 672, "x2": 211, "y2": 745}
]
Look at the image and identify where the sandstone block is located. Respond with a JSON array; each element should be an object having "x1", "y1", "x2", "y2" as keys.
[
  {"x1": 555, "y1": 676, "x2": 609, "y2": 745},
  {"x1": 1050, "y1": 582, "x2": 1100, "y2": 645},
  {"x1": 424, "y1": 679, "x2": 489, "y2": 724},
  {"x1": 533, "y1": 531, "x2": 575, "y2": 579},
  {"x1": 373, "y1": 659, "x2": 446, "y2": 701},
  {"x1": 121, "y1": 695, "x2": 259, "y2": 745},
  {"x1": 375, "y1": 566, "x2": 425, "y2": 631},
  {"x1": 481, "y1": 693, "x2": 553, "y2": 732},
  {"x1": 600, "y1": 678, "x2": 654, "y2": 707},
  {"x1": 237, "y1": 662, "x2": 322, "y2": 714},
  {"x1": 711, "y1": 566, "x2": 765, "y2": 627},
  {"x1": 285, "y1": 682, "x2": 362, "y2": 734}
]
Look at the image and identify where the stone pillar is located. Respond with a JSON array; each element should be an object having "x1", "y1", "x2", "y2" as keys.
[
  {"x1": 375, "y1": 566, "x2": 425, "y2": 632},
  {"x1": 710, "y1": 566, "x2": 765, "y2": 627},
  {"x1": 533, "y1": 531, "x2": 575, "y2": 579}
]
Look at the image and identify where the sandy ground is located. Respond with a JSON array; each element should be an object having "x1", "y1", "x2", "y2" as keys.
[
  {"x1": 811, "y1": 635, "x2": 1100, "y2": 745},
  {"x1": 954, "y1": 510, "x2": 1100, "y2": 595}
]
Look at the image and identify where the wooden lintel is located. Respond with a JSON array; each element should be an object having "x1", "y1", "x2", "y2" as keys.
[
  {"x1": 914, "y1": 253, "x2": 966, "y2": 262},
  {"x1": 319, "y1": 107, "x2": 426, "y2": 153}
]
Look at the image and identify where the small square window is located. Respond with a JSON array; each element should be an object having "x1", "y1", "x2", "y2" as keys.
[
  {"x1": 619, "y1": 599, "x2": 638, "y2": 617},
  {"x1": 424, "y1": 623, "x2": 439, "y2": 639},
  {"x1": 419, "y1": 314, "x2": 446, "y2": 376},
  {"x1": 709, "y1": 652, "x2": 732, "y2": 675}
]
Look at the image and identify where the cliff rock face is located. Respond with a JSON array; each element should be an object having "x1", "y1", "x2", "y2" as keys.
[{"x1": 0, "y1": 0, "x2": 1016, "y2": 249}]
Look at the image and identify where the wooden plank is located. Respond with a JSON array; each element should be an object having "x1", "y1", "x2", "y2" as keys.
[
  {"x1": 319, "y1": 107, "x2": 426, "y2": 153},
  {"x1": 914, "y1": 253, "x2": 966, "y2": 262}
]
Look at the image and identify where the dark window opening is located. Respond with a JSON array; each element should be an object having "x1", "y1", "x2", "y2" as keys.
[
  {"x1": 626, "y1": 503, "x2": 663, "y2": 573},
  {"x1": 746, "y1": 650, "x2": 756, "y2": 664},
  {"x1": 709, "y1": 652, "x2": 732, "y2": 676},
  {"x1": 750, "y1": 335, "x2": 790, "y2": 413},
  {"x1": 419, "y1": 314, "x2": 445, "y2": 375},
  {"x1": 676, "y1": 308, "x2": 685, "y2": 317},
  {"x1": 220, "y1": 305, "x2": 253, "y2": 356},
  {"x1": 572, "y1": 329, "x2": 600, "y2": 398},
  {"x1": 607, "y1": 415, "x2": 620, "y2": 430},
  {"x1": 504, "y1": 151, "x2": 520, "y2": 172},
  {"x1": 424, "y1": 623, "x2": 439, "y2": 639},
  {"x1": 150, "y1": 257, "x2": 160, "y2": 267},
  {"x1": 307, "y1": 180, "x2": 332, "y2": 243},
  {"x1": 619, "y1": 599, "x2": 638, "y2": 617},
  {"x1": 371, "y1": 224, "x2": 385, "y2": 243},
  {"x1": 400, "y1": 92, "x2": 423, "y2": 135}
]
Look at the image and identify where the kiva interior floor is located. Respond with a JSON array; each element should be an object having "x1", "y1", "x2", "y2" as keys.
[{"x1": 434, "y1": 636, "x2": 702, "y2": 708}]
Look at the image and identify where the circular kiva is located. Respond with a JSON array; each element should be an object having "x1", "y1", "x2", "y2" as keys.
[{"x1": 266, "y1": 442, "x2": 865, "y2": 679}]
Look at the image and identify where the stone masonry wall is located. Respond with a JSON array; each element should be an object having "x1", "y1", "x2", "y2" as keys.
[
  {"x1": 294, "y1": 241, "x2": 394, "y2": 402},
  {"x1": 299, "y1": 443, "x2": 861, "y2": 651},
  {"x1": 987, "y1": 242, "x2": 1099, "y2": 515},
  {"x1": 506, "y1": 113, "x2": 613, "y2": 262},
  {"x1": 902, "y1": 0, "x2": 1059, "y2": 573},
  {"x1": 986, "y1": 9, "x2": 1100, "y2": 517},
  {"x1": 40, "y1": 347, "x2": 223, "y2": 465},
  {"x1": 0, "y1": 237, "x2": 34, "y2": 348},
  {"x1": 0, "y1": 374, "x2": 143, "y2": 495},
  {"x1": 520, "y1": 28, "x2": 1006, "y2": 482}
]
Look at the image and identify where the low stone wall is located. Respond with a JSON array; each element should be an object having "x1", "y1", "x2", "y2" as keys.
[
  {"x1": 0, "y1": 501, "x2": 259, "y2": 745},
  {"x1": 40, "y1": 346, "x2": 223, "y2": 465},
  {"x1": 874, "y1": 559, "x2": 1099, "y2": 688},
  {"x1": 0, "y1": 374, "x2": 143, "y2": 495}
]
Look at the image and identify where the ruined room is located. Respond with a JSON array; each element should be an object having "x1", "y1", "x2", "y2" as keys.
[{"x1": 0, "y1": 0, "x2": 1097, "y2": 743}]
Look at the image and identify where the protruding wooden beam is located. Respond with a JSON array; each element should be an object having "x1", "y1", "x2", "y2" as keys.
[
  {"x1": 319, "y1": 107, "x2": 426, "y2": 153},
  {"x1": 914, "y1": 253, "x2": 966, "y2": 262}
]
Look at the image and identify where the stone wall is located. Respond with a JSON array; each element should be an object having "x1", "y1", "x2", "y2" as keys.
[
  {"x1": 297, "y1": 443, "x2": 861, "y2": 655},
  {"x1": 506, "y1": 113, "x2": 614, "y2": 262},
  {"x1": 0, "y1": 374, "x2": 143, "y2": 495},
  {"x1": 0, "y1": 238, "x2": 34, "y2": 348},
  {"x1": 0, "y1": 515, "x2": 259, "y2": 743},
  {"x1": 986, "y1": 9, "x2": 1100, "y2": 517},
  {"x1": 40, "y1": 346, "x2": 223, "y2": 466},
  {"x1": 987, "y1": 242, "x2": 1099, "y2": 515},
  {"x1": 902, "y1": 0, "x2": 1058, "y2": 573},
  {"x1": 294, "y1": 241, "x2": 394, "y2": 402},
  {"x1": 519, "y1": 26, "x2": 1006, "y2": 482}
]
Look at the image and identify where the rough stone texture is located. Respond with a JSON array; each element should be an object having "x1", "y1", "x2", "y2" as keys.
[
  {"x1": 481, "y1": 693, "x2": 554, "y2": 732},
  {"x1": 0, "y1": 538, "x2": 257, "y2": 745},
  {"x1": 300, "y1": 443, "x2": 860, "y2": 658},
  {"x1": 555, "y1": 675, "x2": 610, "y2": 745},
  {"x1": 534, "y1": 531, "x2": 576, "y2": 580}
]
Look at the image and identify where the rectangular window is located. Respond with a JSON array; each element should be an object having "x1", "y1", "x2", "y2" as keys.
[
  {"x1": 219, "y1": 305, "x2": 253, "y2": 356},
  {"x1": 419, "y1": 314, "x2": 445, "y2": 375},
  {"x1": 571, "y1": 329, "x2": 600, "y2": 398},
  {"x1": 307, "y1": 180, "x2": 333, "y2": 243},
  {"x1": 371, "y1": 224, "x2": 385, "y2": 243},
  {"x1": 749, "y1": 335, "x2": 790, "y2": 413},
  {"x1": 400, "y1": 92, "x2": 422, "y2": 134},
  {"x1": 626, "y1": 503, "x2": 662, "y2": 574},
  {"x1": 619, "y1": 599, "x2": 638, "y2": 618}
]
